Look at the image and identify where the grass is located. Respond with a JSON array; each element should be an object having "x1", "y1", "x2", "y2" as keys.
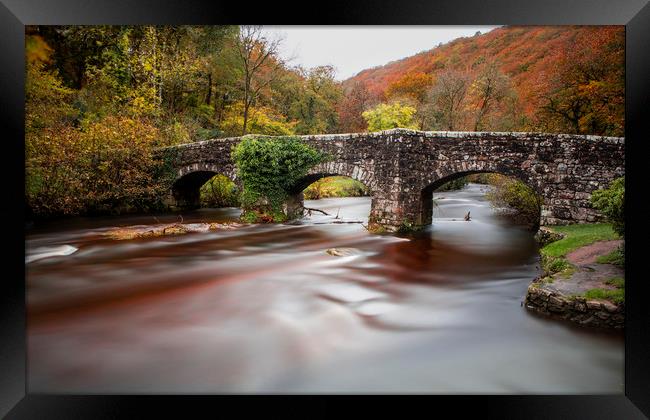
[
  {"x1": 541, "y1": 223, "x2": 620, "y2": 258},
  {"x1": 605, "y1": 276, "x2": 625, "y2": 289},
  {"x1": 536, "y1": 223, "x2": 625, "y2": 305},
  {"x1": 539, "y1": 223, "x2": 620, "y2": 276},
  {"x1": 596, "y1": 247, "x2": 625, "y2": 267},
  {"x1": 575, "y1": 277, "x2": 625, "y2": 304},
  {"x1": 541, "y1": 253, "x2": 573, "y2": 274},
  {"x1": 583, "y1": 288, "x2": 625, "y2": 304}
]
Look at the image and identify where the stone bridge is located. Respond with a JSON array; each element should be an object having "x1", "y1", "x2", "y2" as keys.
[{"x1": 159, "y1": 129, "x2": 625, "y2": 232}]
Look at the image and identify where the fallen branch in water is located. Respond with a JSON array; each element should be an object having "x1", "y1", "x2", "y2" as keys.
[{"x1": 303, "y1": 206, "x2": 330, "y2": 216}]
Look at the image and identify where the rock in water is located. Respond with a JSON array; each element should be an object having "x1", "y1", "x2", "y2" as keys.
[{"x1": 326, "y1": 248, "x2": 358, "y2": 257}]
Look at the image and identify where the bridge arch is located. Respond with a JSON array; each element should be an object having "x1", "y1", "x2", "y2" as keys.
[
  {"x1": 170, "y1": 162, "x2": 237, "y2": 209},
  {"x1": 284, "y1": 163, "x2": 375, "y2": 219},
  {"x1": 415, "y1": 158, "x2": 544, "y2": 227},
  {"x1": 291, "y1": 162, "x2": 378, "y2": 195},
  {"x1": 418, "y1": 170, "x2": 543, "y2": 229}
]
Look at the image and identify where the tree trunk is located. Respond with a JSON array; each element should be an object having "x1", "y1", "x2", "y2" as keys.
[
  {"x1": 205, "y1": 73, "x2": 212, "y2": 105},
  {"x1": 242, "y1": 102, "x2": 249, "y2": 135}
]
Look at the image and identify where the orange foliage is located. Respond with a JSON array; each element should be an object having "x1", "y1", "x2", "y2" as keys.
[
  {"x1": 343, "y1": 26, "x2": 624, "y2": 135},
  {"x1": 385, "y1": 72, "x2": 434, "y2": 105}
]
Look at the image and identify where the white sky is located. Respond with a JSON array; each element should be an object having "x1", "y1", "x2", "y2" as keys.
[{"x1": 261, "y1": 26, "x2": 501, "y2": 81}]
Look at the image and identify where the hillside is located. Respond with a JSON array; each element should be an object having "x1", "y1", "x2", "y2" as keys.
[{"x1": 342, "y1": 26, "x2": 624, "y2": 134}]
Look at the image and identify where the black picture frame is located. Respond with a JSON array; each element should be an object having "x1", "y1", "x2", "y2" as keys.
[{"x1": 2, "y1": 0, "x2": 649, "y2": 418}]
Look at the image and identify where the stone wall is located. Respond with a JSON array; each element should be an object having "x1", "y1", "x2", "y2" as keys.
[
  {"x1": 159, "y1": 129, "x2": 625, "y2": 230},
  {"x1": 525, "y1": 283, "x2": 624, "y2": 329}
]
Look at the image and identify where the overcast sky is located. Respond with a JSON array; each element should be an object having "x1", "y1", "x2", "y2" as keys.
[{"x1": 260, "y1": 26, "x2": 501, "y2": 81}]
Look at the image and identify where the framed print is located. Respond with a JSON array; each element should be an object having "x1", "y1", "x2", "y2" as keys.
[{"x1": 1, "y1": 0, "x2": 649, "y2": 418}]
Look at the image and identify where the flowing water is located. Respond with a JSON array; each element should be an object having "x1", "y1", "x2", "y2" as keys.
[{"x1": 26, "y1": 183, "x2": 624, "y2": 393}]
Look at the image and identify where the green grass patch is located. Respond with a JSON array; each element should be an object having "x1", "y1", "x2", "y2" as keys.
[
  {"x1": 541, "y1": 223, "x2": 620, "y2": 258},
  {"x1": 583, "y1": 288, "x2": 625, "y2": 304},
  {"x1": 540, "y1": 253, "x2": 573, "y2": 276},
  {"x1": 557, "y1": 266, "x2": 576, "y2": 278},
  {"x1": 596, "y1": 247, "x2": 625, "y2": 267},
  {"x1": 605, "y1": 276, "x2": 625, "y2": 289}
]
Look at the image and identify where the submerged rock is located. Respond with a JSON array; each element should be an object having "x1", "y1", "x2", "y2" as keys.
[{"x1": 325, "y1": 247, "x2": 359, "y2": 257}]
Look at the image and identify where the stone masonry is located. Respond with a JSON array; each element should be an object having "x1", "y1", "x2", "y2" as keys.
[
  {"x1": 525, "y1": 282, "x2": 624, "y2": 329},
  {"x1": 159, "y1": 129, "x2": 625, "y2": 231}
]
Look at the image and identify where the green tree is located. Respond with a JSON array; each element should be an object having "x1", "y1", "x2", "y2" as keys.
[
  {"x1": 25, "y1": 32, "x2": 83, "y2": 216},
  {"x1": 288, "y1": 66, "x2": 342, "y2": 134},
  {"x1": 362, "y1": 102, "x2": 418, "y2": 132}
]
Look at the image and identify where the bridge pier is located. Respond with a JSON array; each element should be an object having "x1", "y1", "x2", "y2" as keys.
[
  {"x1": 284, "y1": 192, "x2": 306, "y2": 220},
  {"x1": 366, "y1": 180, "x2": 431, "y2": 233},
  {"x1": 368, "y1": 195, "x2": 433, "y2": 233}
]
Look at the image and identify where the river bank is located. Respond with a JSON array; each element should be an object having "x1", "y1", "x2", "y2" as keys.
[{"x1": 525, "y1": 225, "x2": 624, "y2": 329}]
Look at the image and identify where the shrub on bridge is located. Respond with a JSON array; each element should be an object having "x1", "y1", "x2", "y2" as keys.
[{"x1": 232, "y1": 135, "x2": 329, "y2": 222}]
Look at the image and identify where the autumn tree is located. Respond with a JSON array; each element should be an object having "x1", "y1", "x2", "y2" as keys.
[
  {"x1": 535, "y1": 27, "x2": 624, "y2": 136},
  {"x1": 427, "y1": 69, "x2": 471, "y2": 130},
  {"x1": 338, "y1": 81, "x2": 371, "y2": 133},
  {"x1": 385, "y1": 72, "x2": 434, "y2": 129},
  {"x1": 234, "y1": 26, "x2": 284, "y2": 135},
  {"x1": 468, "y1": 62, "x2": 512, "y2": 131}
]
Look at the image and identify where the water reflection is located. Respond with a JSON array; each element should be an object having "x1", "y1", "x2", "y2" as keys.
[{"x1": 26, "y1": 184, "x2": 623, "y2": 393}]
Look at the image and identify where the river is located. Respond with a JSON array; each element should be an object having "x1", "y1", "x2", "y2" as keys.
[{"x1": 25, "y1": 183, "x2": 624, "y2": 393}]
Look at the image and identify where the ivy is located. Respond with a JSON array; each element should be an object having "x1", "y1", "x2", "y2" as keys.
[{"x1": 231, "y1": 135, "x2": 329, "y2": 221}]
